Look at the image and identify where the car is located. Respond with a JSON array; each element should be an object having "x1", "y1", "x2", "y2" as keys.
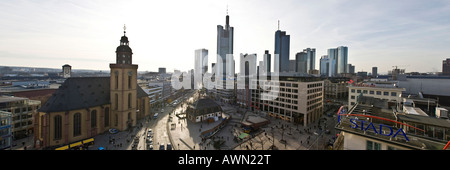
[
  {"x1": 147, "y1": 145, "x2": 153, "y2": 150},
  {"x1": 147, "y1": 132, "x2": 153, "y2": 138},
  {"x1": 146, "y1": 138, "x2": 153, "y2": 145},
  {"x1": 166, "y1": 143, "x2": 172, "y2": 150},
  {"x1": 109, "y1": 128, "x2": 118, "y2": 134},
  {"x1": 159, "y1": 143, "x2": 165, "y2": 150},
  {"x1": 148, "y1": 129, "x2": 153, "y2": 133}
]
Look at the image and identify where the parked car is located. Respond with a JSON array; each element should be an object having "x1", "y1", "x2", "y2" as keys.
[
  {"x1": 166, "y1": 143, "x2": 172, "y2": 150},
  {"x1": 109, "y1": 128, "x2": 118, "y2": 134},
  {"x1": 147, "y1": 145, "x2": 153, "y2": 150},
  {"x1": 159, "y1": 143, "x2": 165, "y2": 150}
]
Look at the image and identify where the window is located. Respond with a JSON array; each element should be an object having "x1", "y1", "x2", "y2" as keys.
[
  {"x1": 128, "y1": 75, "x2": 132, "y2": 89},
  {"x1": 91, "y1": 110, "x2": 97, "y2": 128},
  {"x1": 363, "y1": 90, "x2": 368, "y2": 94},
  {"x1": 115, "y1": 74, "x2": 119, "y2": 89},
  {"x1": 54, "y1": 115, "x2": 62, "y2": 140},
  {"x1": 357, "y1": 90, "x2": 361, "y2": 93},
  {"x1": 115, "y1": 94, "x2": 118, "y2": 110},
  {"x1": 351, "y1": 96, "x2": 355, "y2": 99},
  {"x1": 104, "y1": 107, "x2": 110, "y2": 127},
  {"x1": 128, "y1": 93, "x2": 132, "y2": 108},
  {"x1": 391, "y1": 92, "x2": 397, "y2": 97},
  {"x1": 383, "y1": 92, "x2": 389, "y2": 96},
  {"x1": 73, "y1": 113, "x2": 81, "y2": 137},
  {"x1": 369, "y1": 91, "x2": 374, "y2": 94},
  {"x1": 376, "y1": 91, "x2": 381, "y2": 95},
  {"x1": 366, "y1": 140, "x2": 381, "y2": 150},
  {"x1": 351, "y1": 89, "x2": 355, "y2": 93}
]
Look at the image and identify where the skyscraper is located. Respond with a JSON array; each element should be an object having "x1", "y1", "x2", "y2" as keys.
[
  {"x1": 372, "y1": 67, "x2": 378, "y2": 77},
  {"x1": 195, "y1": 48, "x2": 208, "y2": 89},
  {"x1": 217, "y1": 13, "x2": 234, "y2": 78},
  {"x1": 295, "y1": 52, "x2": 307, "y2": 73},
  {"x1": 320, "y1": 55, "x2": 329, "y2": 76},
  {"x1": 337, "y1": 46, "x2": 348, "y2": 74},
  {"x1": 263, "y1": 50, "x2": 271, "y2": 73},
  {"x1": 348, "y1": 64, "x2": 355, "y2": 74},
  {"x1": 274, "y1": 28, "x2": 290, "y2": 73},
  {"x1": 304, "y1": 48, "x2": 316, "y2": 72},
  {"x1": 327, "y1": 48, "x2": 337, "y2": 77},
  {"x1": 327, "y1": 46, "x2": 348, "y2": 77}
]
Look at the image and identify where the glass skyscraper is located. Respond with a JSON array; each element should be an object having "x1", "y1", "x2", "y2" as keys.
[{"x1": 274, "y1": 30, "x2": 290, "y2": 73}]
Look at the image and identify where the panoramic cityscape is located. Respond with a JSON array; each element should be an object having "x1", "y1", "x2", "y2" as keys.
[{"x1": 1, "y1": 0, "x2": 450, "y2": 156}]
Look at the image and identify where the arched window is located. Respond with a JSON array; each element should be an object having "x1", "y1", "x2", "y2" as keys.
[
  {"x1": 73, "y1": 113, "x2": 81, "y2": 137},
  {"x1": 54, "y1": 115, "x2": 62, "y2": 140},
  {"x1": 91, "y1": 110, "x2": 97, "y2": 128},
  {"x1": 115, "y1": 93, "x2": 118, "y2": 110},
  {"x1": 104, "y1": 107, "x2": 110, "y2": 127},
  {"x1": 128, "y1": 93, "x2": 132, "y2": 108}
]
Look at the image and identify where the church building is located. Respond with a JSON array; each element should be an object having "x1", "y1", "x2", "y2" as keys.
[{"x1": 33, "y1": 28, "x2": 150, "y2": 149}]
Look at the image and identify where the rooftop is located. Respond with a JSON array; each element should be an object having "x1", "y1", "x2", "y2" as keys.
[{"x1": 0, "y1": 96, "x2": 28, "y2": 103}]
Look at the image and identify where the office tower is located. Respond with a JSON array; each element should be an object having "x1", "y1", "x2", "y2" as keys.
[
  {"x1": 274, "y1": 28, "x2": 290, "y2": 73},
  {"x1": 337, "y1": 46, "x2": 348, "y2": 74},
  {"x1": 295, "y1": 52, "x2": 307, "y2": 73},
  {"x1": 372, "y1": 67, "x2": 378, "y2": 77},
  {"x1": 443, "y1": 58, "x2": 450, "y2": 75},
  {"x1": 327, "y1": 48, "x2": 337, "y2": 77},
  {"x1": 263, "y1": 50, "x2": 271, "y2": 73},
  {"x1": 304, "y1": 48, "x2": 316, "y2": 72},
  {"x1": 327, "y1": 46, "x2": 348, "y2": 76},
  {"x1": 195, "y1": 49, "x2": 208, "y2": 89},
  {"x1": 348, "y1": 64, "x2": 355, "y2": 74},
  {"x1": 217, "y1": 13, "x2": 234, "y2": 78},
  {"x1": 320, "y1": 55, "x2": 329, "y2": 76}
]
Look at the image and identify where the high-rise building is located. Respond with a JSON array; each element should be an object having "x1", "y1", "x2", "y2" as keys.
[
  {"x1": 337, "y1": 46, "x2": 348, "y2": 74},
  {"x1": 215, "y1": 13, "x2": 235, "y2": 104},
  {"x1": 320, "y1": 55, "x2": 329, "y2": 76},
  {"x1": 348, "y1": 64, "x2": 355, "y2": 74},
  {"x1": 372, "y1": 67, "x2": 378, "y2": 77},
  {"x1": 195, "y1": 48, "x2": 208, "y2": 89},
  {"x1": 274, "y1": 29, "x2": 290, "y2": 73},
  {"x1": 443, "y1": 58, "x2": 450, "y2": 76},
  {"x1": 295, "y1": 52, "x2": 307, "y2": 73},
  {"x1": 327, "y1": 46, "x2": 348, "y2": 76},
  {"x1": 327, "y1": 48, "x2": 337, "y2": 77},
  {"x1": 217, "y1": 14, "x2": 234, "y2": 78},
  {"x1": 304, "y1": 48, "x2": 316, "y2": 72},
  {"x1": 263, "y1": 50, "x2": 271, "y2": 73}
]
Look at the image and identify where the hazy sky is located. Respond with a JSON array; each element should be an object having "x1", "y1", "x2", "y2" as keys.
[{"x1": 1, "y1": 0, "x2": 450, "y2": 74}]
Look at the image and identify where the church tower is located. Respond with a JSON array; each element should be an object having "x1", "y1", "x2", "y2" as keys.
[{"x1": 110, "y1": 25, "x2": 138, "y2": 131}]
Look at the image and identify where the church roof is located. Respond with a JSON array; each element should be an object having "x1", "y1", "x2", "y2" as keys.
[
  {"x1": 186, "y1": 98, "x2": 222, "y2": 116},
  {"x1": 39, "y1": 77, "x2": 148, "y2": 113}
]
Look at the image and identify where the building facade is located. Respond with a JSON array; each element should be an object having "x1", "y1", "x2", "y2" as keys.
[
  {"x1": 348, "y1": 84, "x2": 405, "y2": 108},
  {"x1": 443, "y1": 58, "x2": 450, "y2": 76},
  {"x1": 0, "y1": 96, "x2": 40, "y2": 139},
  {"x1": 0, "y1": 110, "x2": 12, "y2": 150},
  {"x1": 251, "y1": 75, "x2": 324, "y2": 126}
]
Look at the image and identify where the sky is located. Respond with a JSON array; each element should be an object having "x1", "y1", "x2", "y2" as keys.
[{"x1": 1, "y1": 0, "x2": 450, "y2": 74}]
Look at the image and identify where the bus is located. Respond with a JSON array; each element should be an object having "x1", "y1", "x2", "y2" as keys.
[{"x1": 153, "y1": 113, "x2": 158, "y2": 119}]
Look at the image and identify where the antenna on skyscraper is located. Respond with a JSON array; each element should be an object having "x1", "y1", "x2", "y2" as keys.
[
  {"x1": 226, "y1": 4, "x2": 228, "y2": 15},
  {"x1": 278, "y1": 20, "x2": 280, "y2": 30}
]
